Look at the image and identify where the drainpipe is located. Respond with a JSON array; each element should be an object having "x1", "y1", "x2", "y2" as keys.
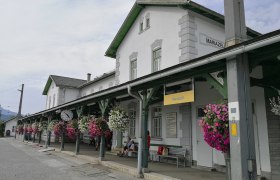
[{"x1": 127, "y1": 85, "x2": 143, "y2": 178}]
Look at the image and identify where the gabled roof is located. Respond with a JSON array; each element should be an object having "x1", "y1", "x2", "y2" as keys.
[
  {"x1": 42, "y1": 75, "x2": 86, "y2": 95},
  {"x1": 105, "y1": 0, "x2": 261, "y2": 58},
  {"x1": 79, "y1": 71, "x2": 115, "y2": 88}
]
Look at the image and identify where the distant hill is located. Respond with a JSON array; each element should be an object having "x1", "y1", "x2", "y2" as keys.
[{"x1": 0, "y1": 107, "x2": 17, "y2": 121}]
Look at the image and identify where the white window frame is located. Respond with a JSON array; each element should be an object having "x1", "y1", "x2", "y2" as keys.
[
  {"x1": 48, "y1": 96, "x2": 51, "y2": 109},
  {"x1": 128, "y1": 109, "x2": 136, "y2": 138},
  {"x1": 151, "y1": 106, "x2": 162, "y2": 138},
  {"x1": 139, "y1": 21, "x2": 144, "y2": 32},
  {"x1": 146, "y1": 17, "x2": 150, "y2": 29},
  {"x1": 53, "y1": 94, "x2": 55, "y2": 107},
  {"x1": 152, "y1": 48, "x2": 161, "y2": 72},
  {"x1": 130, "y1": 59, "x2": 137, "y2": 80}
]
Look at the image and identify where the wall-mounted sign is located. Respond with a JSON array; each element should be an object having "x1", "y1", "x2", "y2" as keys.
[
  {"x1": 200, "y1": 33, "x2": 224, "y2": 49},
  {"x1": 228, "y1": 101, "x2": 240, "y2": 121},
  {"x1": 164, "y1": 90, "x2": 194, "y2": 106},
  {"x1": 231, "y1": 123, "x2": 238, "y2": 136},
  {"x1": 166, "y1": 112, "x2": 177, "y2": 138}
]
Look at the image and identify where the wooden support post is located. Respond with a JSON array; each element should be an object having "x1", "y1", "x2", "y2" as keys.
[
  {"x1": 138, "y1": 87, "x2": 159, "y2": 172},
  {"x1": 38, "y1": 131, "x2": 42, "y2": 144},
  {"x1": 61, "y1": 122, "x2": 65, "y2": 151},
  {"x1": 75, "y1": 106, "x2": 84, "y2": 155},
  {"x1": 22, "y1": 123, "x2": 26, "y2": 142},
  {"x1": 45, "y1": 115, "x2": 52, "y2": 148},
  {"x1": 38, "y1": 117, "x2": 42, "y2": 144},
  {"x1": 98, "y1": 99, "x2": 110, "y2": 161}
]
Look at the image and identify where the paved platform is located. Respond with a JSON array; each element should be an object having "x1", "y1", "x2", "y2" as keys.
[
  {"x1": 44, "y1": 141, "x2": 226, "y2": 180},
  {"x1": 16, "y1": 134, "x2": 226, "y2": 180}
]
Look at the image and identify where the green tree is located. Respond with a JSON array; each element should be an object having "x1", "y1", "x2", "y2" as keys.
[{"x1": 0, "y1": 121, "x2": 5, "y2": 137}]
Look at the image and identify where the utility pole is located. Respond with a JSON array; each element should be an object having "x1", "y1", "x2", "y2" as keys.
[
  {"x1": 17, "y1": 84, "x2": 24, "y2": 118},
  {"x1": 16, "y1": 84, "x2": 24, "y2": 139},
  {"x1": 224, "y1": 0, "x2": 256, "y2": 180}
]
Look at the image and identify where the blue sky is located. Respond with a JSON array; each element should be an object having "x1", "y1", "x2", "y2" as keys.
[{"x1": 0, "y1": 0, "x2": 279, "y2": 114}]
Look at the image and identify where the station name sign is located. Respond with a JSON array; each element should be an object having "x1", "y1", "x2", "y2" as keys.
[
  {"x1": 164, "y1": 91, "x2": 194, "y2": 106},
  {"x1": 200, "y1": 33, "x2": 224, "y2": 49}
]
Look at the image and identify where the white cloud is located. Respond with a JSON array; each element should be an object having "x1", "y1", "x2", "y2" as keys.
[{"x1": 0, "y1": 0, "x2": 135, "y2": 114}]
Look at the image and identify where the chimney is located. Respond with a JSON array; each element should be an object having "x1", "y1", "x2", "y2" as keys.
[
  {"x1": 224, "y1": 0, "x2": 247, "y2": 47},
  {"x1": 87, "y1": 73, "x2": 91, "y2": 82}
]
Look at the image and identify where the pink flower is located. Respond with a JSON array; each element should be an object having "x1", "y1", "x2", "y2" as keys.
[{"x1": 200, "y1": 103, "x2": 230, "y2": 153}]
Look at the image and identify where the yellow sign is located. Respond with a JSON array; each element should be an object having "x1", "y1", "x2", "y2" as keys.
[
  {"x1": 231, "y1": 123, "x2": 237, "y2": 136},
  {"x1": 164, "y1": 90, "x2": 194, "y2": 106}
]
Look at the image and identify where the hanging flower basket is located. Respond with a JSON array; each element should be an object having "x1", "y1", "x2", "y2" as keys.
[
  {"x1": 38, "y1": 122, "x2": 47, "y2": 132},
  {"x1": 269, "y1": 96, "x2": 280, "y2": 116},
  {"x1": 27, "y1": 124, "x2": 33, "y2": 134},
  {"x1": 88, "y1": 117, "x2": 111, "y2": 138},
  {"x1": 78, "y1": 116, "x2": 90, "y2": 133},
  {"x1": 199, "y1": 103, "x2": 230, "y2": 153},
  {"x1": 17, "y1": 125, "x2": 24, "y2": 134},
  {"x1": 48, "y1": 121, "x2": 57, "y2": 132},
  {"x1": 66, "y1": 120, "x2": 78, "y2": 140},
  {"x1": 108, "y1": 106, "x2": 129, "y2": 132},
  {"x1": 53, "y1": 121, "x2": 65, "y2": 137},
  {"x1": 32, "y1": 122, "x2": 39, "y2": 135}
]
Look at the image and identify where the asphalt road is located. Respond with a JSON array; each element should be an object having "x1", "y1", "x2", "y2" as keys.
[{"x1": 0, "y1": 138, "x2": 137, "y2": 180}]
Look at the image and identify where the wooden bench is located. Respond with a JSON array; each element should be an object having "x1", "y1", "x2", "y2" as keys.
[{"x1": 158, "y1": 147, "x2": 189, "y2": 168}]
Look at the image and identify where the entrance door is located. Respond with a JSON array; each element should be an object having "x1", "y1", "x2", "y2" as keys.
[{"x1": 196, "y1": 107, "x2": 213, "y2": 167}]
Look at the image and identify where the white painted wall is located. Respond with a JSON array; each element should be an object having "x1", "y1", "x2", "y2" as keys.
[
  {"x1": 191, "y1": 81, "x2": 224, "y2": 167},
  {"x1": 116, "y1": 7, "x2": 229, "y2": 85},
  {"x1": 250, "y1": 66, "x2": 271, "y2": 174},
  {"x1": 192, "y1": 12, "x2": 225, "y2": 57},
  {"x1": 118, "y1": 99, "x2": 191, "y2": 152},
  {"x1": 4, "y1": 119, "x2": 17, "y2": 137},
  {"x1": 117, "y1": 6, "x2": 183, "y2": 84},
  {"x1": 64, "y1": 88, "x2": 80, "y2": 103},
  {"x1": 45, "y1": 81, "x2": 80, "y2": 108},
  {"x1": 46, "y1": 81, "x2": 59, "y2": 109},
  {"x1": 80, "y1": 75, "x2": 115, "y2": 97}
]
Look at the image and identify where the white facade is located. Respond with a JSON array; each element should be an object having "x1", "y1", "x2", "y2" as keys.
[
  {"x1": 116, "y1": 7, "x2": 228, "y2": 85},
  {"x1": 111, "y1": 5, "x2": 271, "y2": 175},
  {"x1": 80, "y1": 75, "x2": 115, "y2": 97},
  {"x1": 46, "y1": 82, "x2": 81, "y2": 109},
  {"x1": 46, "y1": 81, "x2": 60, "y2": 109},
  {"x1": 44, "y1": 74, "x2": 115, "y2": 109},
  {"x1": 4, "y1": 118, "x2": 17, "y2": 137}
]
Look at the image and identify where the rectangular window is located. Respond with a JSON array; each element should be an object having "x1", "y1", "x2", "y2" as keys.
[
  {"x1": 140, "y1": 22, "x2": 144, "y2": 32},
  {"x1": 49, "y1": 96, "x2": 51, "y2": 109},
  {"x1": 53, "y1": 94, "x2": 55, "y2": 107},
  {"x1": 130, "y1": 59, "x2": 137, "y2": 80},
  {"x1": 153, "y1": 48, "x2": 161, "y2": 72},
  {"x1": 152, "y1": 106, "x2": 162, "y2": 138},
  {"x1": 128, "y1": 109, "x2": 136, "y2": 137},
  {"x1": 146, "y1": 18, "x2": 150, "y2": 28}
]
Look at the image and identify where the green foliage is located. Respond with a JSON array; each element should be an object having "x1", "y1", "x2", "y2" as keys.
[{"x1": 0, "y1": 121, "x2": 5, "y2": 137}]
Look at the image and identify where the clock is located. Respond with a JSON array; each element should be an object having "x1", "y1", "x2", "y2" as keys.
[{"x1": 60, "y1": 110, "x2": 73, "y2": 121}]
